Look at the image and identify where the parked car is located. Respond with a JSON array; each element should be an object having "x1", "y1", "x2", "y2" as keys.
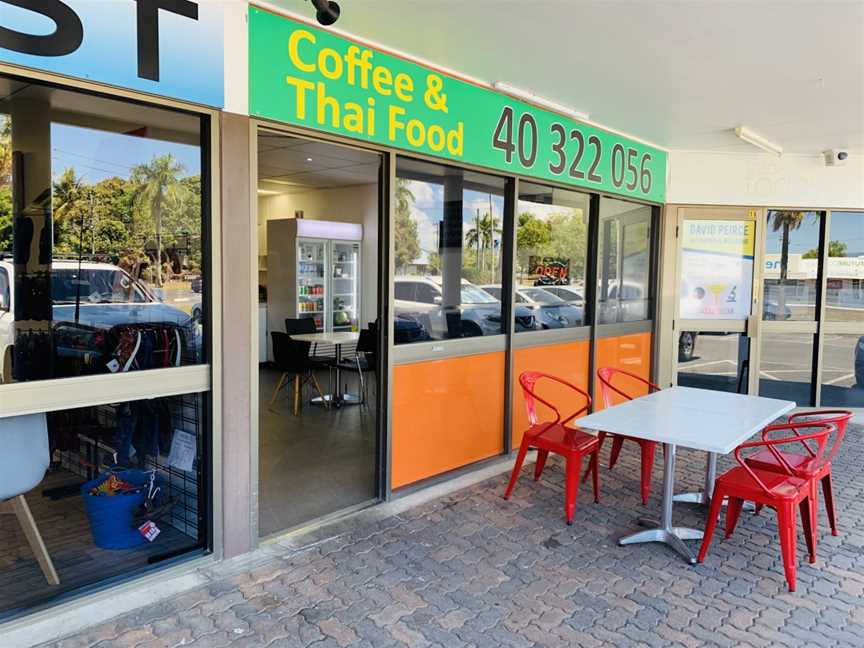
[
  {"x1": 0, "y1": 259, "x2": 200, "y2": 382},
  {"x1": 542, "y1": 285, "x2": 585, "y2": 307},
  {"x1": 394, "y1": 276, "x2": 537, "y2": 338},
  {"x1": 678, "y1": 331, "x2": 697, "y2": 362},
  {"x1": 763, "y1": 301, "x2": 793, "y2": 320},
  {"x1": 855, "y1": 335, "x2": 864, "y2": 387},
  {"x1": 479, "y1": 285, "x2": 584, "y2": 329}
]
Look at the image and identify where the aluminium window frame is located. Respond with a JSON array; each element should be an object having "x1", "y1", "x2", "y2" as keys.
[{"x1": 0, "y1": 62, "x2": 222, "y2": 624}]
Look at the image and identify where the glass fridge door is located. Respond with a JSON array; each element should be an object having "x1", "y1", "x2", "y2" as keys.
[
  {"x1": 297, "y1": 238, "x2": 326, "y2": 332},
  {"x1": 331, "y1": 241, "x2": 360, "y2": 331}
]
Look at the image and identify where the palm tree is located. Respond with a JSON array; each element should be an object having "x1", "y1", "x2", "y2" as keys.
[
  {"x1": 131, "y1": 154, "x2": 186, "y2": 287},
  {"x1": 53, "y1": 167, "x2": 87, "y2": 222},
  {"x1": 770, "y1": 210, "x2": 808, "y2": 315},
  {"x1": 466, "y1": 211, "x2": 502, "y2": 279}
]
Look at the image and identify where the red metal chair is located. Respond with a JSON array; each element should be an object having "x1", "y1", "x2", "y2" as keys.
[
  {"x1": 592, "y1": 367, "x2": 661, "y2": 505},
  {"x1": 746, "y1": 410, "x2": 853, "y2": 536},
  {"x1": 503, "y1": 371, "x2": 600, "y2": 525},
  {"x1": 697, "y1": 421, "x2": 833, "y2": 592}
]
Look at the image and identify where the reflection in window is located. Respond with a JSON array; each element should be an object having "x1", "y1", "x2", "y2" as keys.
[
  {"x1": 0, "y1": 79, "x2": 205, "y2": 383},
  {"x1": 825, "y1": 211, "x2": 864, "y2": 322},
  {"x1": 677, "y1": 332, "x2": 749, "y2": 394},
  {"x1": 393, "y1": 157, "x2": 513, "y2": 343},
  {"x1": 759, "y1": 332, "x2": 815, "y2": 405},
  {"x1": 597, "y1": 199, "x2": 652, "y2": 324},
  {"x1": 515, "y1": 182, "x2": 588, "y2": 330},
  {"x1": 763, "y1": 211, "x2": 821, "y2": 321},
  {"x1": 820, "y1": 333, "x2": 864, "y2": 407},
  {"x1": 0, "y1": 392, "x2": 206, "y2": 620}
]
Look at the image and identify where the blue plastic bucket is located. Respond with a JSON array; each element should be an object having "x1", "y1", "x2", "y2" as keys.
[{"x1": 81, "y1": 470, "x2": 154, "y2": 550}]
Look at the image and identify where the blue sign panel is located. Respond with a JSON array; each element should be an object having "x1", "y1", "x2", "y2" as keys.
[{"x1": 0, "y1": 0, "x2": 223, "y2": 107}]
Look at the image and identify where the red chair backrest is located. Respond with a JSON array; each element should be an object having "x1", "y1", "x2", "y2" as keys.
[
  {"x1": 736, "y1": 421, "x2": 834, "y2": 496},
  {"x1": 786, "y1": 409, "x2": 853, "y2": 465},
  {"x1": 596, "y1": 367, "x2": 660, "y2": 409},
  {"x1": 519, "y1": 371, "x2": 591, "y2": 431}
]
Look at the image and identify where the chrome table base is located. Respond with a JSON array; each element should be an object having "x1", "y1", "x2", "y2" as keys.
[{"x1": 619, "y1": 443, "x2": 703, "y2": 564}]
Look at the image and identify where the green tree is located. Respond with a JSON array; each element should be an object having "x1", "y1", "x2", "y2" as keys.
[
  {"x1": 394, "y1": 178, "x2": 420, "y2": 272},
  {"x1": 515, "y1": 212, "x2": 552, "y2": 276},
  {"x1": 465, "y1": 211, "x2": 501, "y2": 282},
  {"x1": 803, "y1": 240, "x2": 848, "y2": 258},
  {"x1": 770, "y1": 210, "x2": 813, "y2": 315},
  {"x1": 0, "y1": 114, "x2": 10, "y2": 186},
  {"x1": 131, "y1": 154, "x2": 187, "y2": 286},
  {"x1": 0, "y1": 187, "x2": 11, "y2": 252}
]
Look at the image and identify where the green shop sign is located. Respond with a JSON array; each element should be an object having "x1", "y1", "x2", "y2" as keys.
[{"x1": 249, "y1": 7, "x2": 667, "y2": 203}]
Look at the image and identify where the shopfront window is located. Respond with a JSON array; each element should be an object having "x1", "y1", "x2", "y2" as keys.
[
  {"x1": 515, "y1": 182, "x2": 588, "y2": 331},
  {"x1": 0, "y1": 74, "x2": 211, "y2": 622},
  {"x1": 597, "y1": 198, "x2": 653, "y2": 324},
  {"x1": 763, "y1": 211, "x2": 821, "y2": 321},
  {"x1": 0, "y1": 77, "x2": 206, "y2": 384},
  {"x1": 825, "y1": 211, "x2": 864, "y2": 321},
  {"x1": 393, "y1": 157, "x2": 508, "y2": 343}
]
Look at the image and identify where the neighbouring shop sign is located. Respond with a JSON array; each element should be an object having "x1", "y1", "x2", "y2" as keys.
[
  {"x1": 679, "y1": 220, "x2": 755, "y2": 320},
  {"x1": 249, "y1": 8, "x2": 667, "y2": 202},
  {"x1": 528, "y1": 256, "x2": 571, "y2": 285},
  {"x1": 0, "y1": 0, "x2": 224, "y2": 107}
]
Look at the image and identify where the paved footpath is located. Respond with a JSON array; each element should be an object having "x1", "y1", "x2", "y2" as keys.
[{"x1": 43, "y1": 424, "x2": 864, "y2": 648}]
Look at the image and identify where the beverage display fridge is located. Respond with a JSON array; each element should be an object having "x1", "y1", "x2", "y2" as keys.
[{"x1": 267, "y1": 219, "x2": 363, "y2": 336}]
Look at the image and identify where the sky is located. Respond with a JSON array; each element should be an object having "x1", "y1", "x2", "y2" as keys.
[
  {"x1": 50, "y1": 123, "x2": 202, "y2": 185},
  {"x1": 406, "y1": 180, "x2": 505, "y2": 265},
  {"x1": 765, "y1": 211, "x2": 864, "y2": 257}
]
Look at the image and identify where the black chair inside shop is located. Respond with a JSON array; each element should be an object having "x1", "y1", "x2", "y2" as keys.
[
  {"x1": 270, "y1": 332, "x2": 328, "y2": 415},
  {"x1": 286, "y1": 317, "x2": 334, "y2": 363}
]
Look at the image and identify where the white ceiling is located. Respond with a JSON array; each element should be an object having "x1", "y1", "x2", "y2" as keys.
[
  {"x1": 258, "y1": 132, "x2": 379, "y2": 192},
  {"x1": 270, "y1": 0, "x2": 864, "y2": 155}
]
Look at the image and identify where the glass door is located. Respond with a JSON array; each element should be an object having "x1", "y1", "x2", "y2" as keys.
[
  {"x1": 756, "y1": 210, "x2": 824, "y2": 405},
  {"x1": 672, "y1": 208, "x2": 759, "y2": 394},
  {"x1": 331, "y1": 241, "x2": 360, "y2": 332},
  {"x1": 297, "y1": 238, "x2": 326, "y2": 332}
]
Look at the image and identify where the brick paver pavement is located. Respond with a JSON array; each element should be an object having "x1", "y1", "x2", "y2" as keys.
[{"x1": 43, "y1": 423, "x2": 864, "y2": 648}]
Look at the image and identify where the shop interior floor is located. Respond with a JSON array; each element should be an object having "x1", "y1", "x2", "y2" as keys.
[
  {"x1": 258, "y1": 365, "x2": 377, "y2": 537},
  {"x1": 0, "y1": 468, "x2": 198, "y2": 620}
]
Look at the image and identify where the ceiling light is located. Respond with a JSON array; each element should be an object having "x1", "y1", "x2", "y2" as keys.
[
  {"x1": 257, "y1": 189, "x2": 280, "y2": 195},
  {"x1": 493, "y1": 82, "x2": 589, "y2": 121},
  {"x1": 734, "y1": 126, "x2": 783, "y2": 156},
  {"x1": 306, "y1": 157, "x2": 313, "y2": 162}
]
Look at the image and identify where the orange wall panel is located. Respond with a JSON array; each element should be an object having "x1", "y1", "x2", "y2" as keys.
[
  {"x1": 392, "y1": 352, "x2": 505, "y2": 489},
  {"x1": 594, "y1": 332, "x2": 653, "y2": 409},
  {"x1": 511, "y1": 340, "x2": 591, "y2": 447}
]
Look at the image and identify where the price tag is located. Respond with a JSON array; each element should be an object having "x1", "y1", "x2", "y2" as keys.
[{"x1": 139, "y1": 521, "x2": 161, "y2": 542}]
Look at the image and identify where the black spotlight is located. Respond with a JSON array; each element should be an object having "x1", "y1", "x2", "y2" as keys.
[{"x1": 310, "y1": 0, "x2": 340, "y2": 26}]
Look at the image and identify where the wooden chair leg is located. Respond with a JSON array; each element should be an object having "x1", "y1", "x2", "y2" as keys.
[
  {"x1": 293, "y1": 375, "x2": 301, "y2": 416},
  {"x1": 10, "y1": 496, "x2": 59, "y2": 585},
  {"x1": 269, "y1": 372, "x2": 287, "y2": 406}
]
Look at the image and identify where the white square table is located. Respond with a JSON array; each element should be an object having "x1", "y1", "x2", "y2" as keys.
[{"x1": 574, "y1": 386, "x2": 795, "y2": 563}]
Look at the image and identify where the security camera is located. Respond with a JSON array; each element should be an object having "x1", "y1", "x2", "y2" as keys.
[
  {"x1": 823, "y1": 149, "x2": 849, "y2": 166},
  {"x1": 310, "y1": 0, "x2": 340, "y2": 25}
]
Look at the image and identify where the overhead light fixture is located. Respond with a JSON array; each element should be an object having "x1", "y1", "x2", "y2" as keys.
[
  {"x1": 493, "y1": 82, "x2": 589, "y2": 121},
  {"x1": 734, "y1": 126, "x2": 783, "y2": 156},
  {"x1": 306, "y1": 157, "x2": 313, "y2": 162},
  {"x1": 257, "y1": 189, "x2": 280, "y2": 196}
]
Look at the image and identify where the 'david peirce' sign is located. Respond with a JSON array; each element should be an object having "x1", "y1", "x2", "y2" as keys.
[
  {"x1": 0, "y1": 0, "x2": 223, "y2": 107},
  {"x1": 249, "y1": 7, "x2": 667, "y2": 203}
]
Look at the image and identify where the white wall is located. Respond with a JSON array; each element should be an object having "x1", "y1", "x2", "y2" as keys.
[
  {"x1": 259, "y1": 184, "x2": 379, "y2": 326},
  {"x1": 667, "y1": 151, "x2": 864, "y2": 209},
  {"x1": 217, "y1": 0, "x2": 249, "y2": 115}
]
